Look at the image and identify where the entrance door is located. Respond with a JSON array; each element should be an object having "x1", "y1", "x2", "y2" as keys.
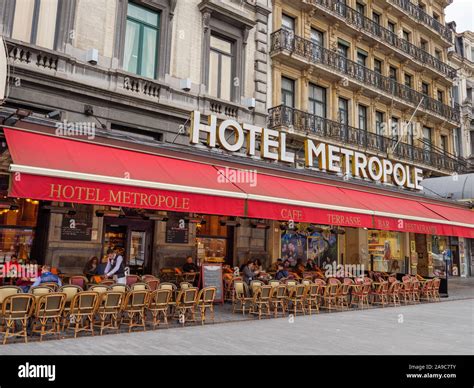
[{"x1": 103, "y1": 217, "x2": 154, "y2": 275}]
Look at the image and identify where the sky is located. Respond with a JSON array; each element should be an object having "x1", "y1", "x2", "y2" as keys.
[{"x1": 445, "y1": 0, "x2": 474, "y2": 33}]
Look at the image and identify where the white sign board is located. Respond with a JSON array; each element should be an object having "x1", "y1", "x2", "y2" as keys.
[{"x1": 0, "y1": 37, "x2": 7, "y2": 102}]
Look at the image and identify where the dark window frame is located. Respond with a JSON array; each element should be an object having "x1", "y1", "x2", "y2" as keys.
[
  {"x1": 281, "y1": 76, "x2": 295, "y2": 108},
  {"x1": 209, "y1": 32, "x2": 235, "y2": 101},
  {"x1": 308, "y1": 83, "x2": 327, "y2": 118}
]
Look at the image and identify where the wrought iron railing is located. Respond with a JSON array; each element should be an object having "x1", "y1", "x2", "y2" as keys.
[
  {"x1": 271, "y1": 29, "x2": 460, "y2": 124},
  {"x1": 268, "y1": 105, "x2": 468, "y2": 173},
  {"x1": 387, "y1": 0, "x2": 453, "y2": 42},
  {"x1": 305, "y1": 0, "x2": 456, "y2": 79}
]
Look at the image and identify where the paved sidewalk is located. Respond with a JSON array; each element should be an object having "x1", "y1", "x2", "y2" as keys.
[
  {"x1": 446, "y1": 277, "x2": 474, "y2": 300},
  {"x1": 1, "y1": 299, "x2": 471, "y2": 355}
]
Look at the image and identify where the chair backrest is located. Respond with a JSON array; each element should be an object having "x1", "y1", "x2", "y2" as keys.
[
  {"x1": 149, "y1": 289, "x2": 171, "y2": 307},
  {"x1": 295, "y1": 284, "x2": 307, "y2": 297},
  {"x1": 388, "y1": 276, "x2": 397, "y2": 283},
  {"x1": 70, "y1": 291, "x2": 100, "y2": 314},
  {"x1": 101, "y1": 291, "x2": 124, "y2": 310},
  {"x1": 41, "y1": 282, "x2": 60, "y2": 291},
  {"x1": 268, "y1": 280, "x2": 280, "y2": 288},
  {"x1": 285, "y1": 279, "x2": 298, "y2": 287},
  {"x1": 88, "y1": 285, "x2": 109, "y2": 294},
  {"x1": 301, "y1": 279, "x2": 311, "y2": 286},
  {"x1": 402, "y1": 275, "x2": 411, "y2": 282},
  {"x1": 260, "y1": 285, "x2": 273, "y2": 300},
  {"x1": 275, "y1": 284, "x2": 287, "y2": 298},
  {"x1": 363, "y1": 277, "x2": 372, "y2": 285},
  {"x1": 126, "y1": 290, "x2": 148, "y2": 308},
  {"x1": 141, "y1": 274, "x2": 158, "y2": 283},
  {"x1": 314, "y1": 279, "x2": 326, "y2": 286},
  {"x1": 59, "y1": 285, "x2": 82, "y2": 302},
  {"x1": 328, "y1": 277, "x2": 341, "y2": 285},
  {"x1": 250, "y1": 280, "x2": 263, "y2": 293},
  {"x1": 0, "y1": 286, "x2": 22, "y2": 304},
  {"x1": 432, "y1": 277, "x2": 440, "y2": 290},
  {"x1": 145, "y1": 279, "x2": 159, "y2": 291},
  {"x1": 180, "y1": 282, "x2": 193, "y2": 290},
  {"x1": 35, "y1": 293, "x2": 66, "y2": 317},
  {"x1": 30, "y1": 285, "x2": 53, "y2": 296},
  {"x1": 158, "y1": 282, "x2": 177, "y2": 291},
  {"x1": 343, "y1": 278, "x2": 355, "y2": 285},
  {"x1": 99, "y1": 279, "x2": 115, "y2": 286},
  {"x1": 183, "y1": 272, "x2": 198, "y2": 282},
  {"x1": 69, "y1": 276, "x2": 88, "y2": 288},
  {"x1": 126, "y1": 275, "x2": 140, "y2": 286},
  {"x1": 389, "y1": 280, "x2": 400, "y2": 293},
  {"x1": 131, "y1": 282, "x2": 149, "y2": 291},
  {"x1": 233, "y1": 280, "x2": 246, "y2": 298},
  {"x1": 2, "y1": 294, "x2": 35, "y2": 317},
  {"x1": 109, "y1": 284, "x2": 129, "y2": 293},
  {"x1": 203, "y1": 287, "x2": 216, "y2": 303},
  {"x1": 182, "y1": 287, "x2": 198, "y2": 304}
]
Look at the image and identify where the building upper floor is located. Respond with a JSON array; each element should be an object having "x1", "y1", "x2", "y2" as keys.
[{"x1": 0, "y1": 0, "x2": 272, "y2": 125}]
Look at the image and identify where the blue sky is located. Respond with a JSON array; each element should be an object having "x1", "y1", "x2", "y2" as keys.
[{"x1": 445, "y1": 0, "x2": 474, "y2": 33}]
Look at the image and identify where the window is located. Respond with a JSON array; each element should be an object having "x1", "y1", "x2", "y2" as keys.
[
  {"x1": 440, "y1": 135, "x2": 448, "y2": 154},
  {"x1": 470, "y1": 131, "x2": 474, "y2": 156},
  {"x1": 281, "y1": 77, "x2": 295, "y2": 107},
  {"x1": 391, "y1": 117, "x2": 399, "y2": 140},
  {"x1": 389, "y1": 66, "x2": 397, "y2": 81},
  {"x1": 433, "y1": 12, "x2": 440, "y2": 22},
  {"x1": 357, "y1": 50, "x2": 367, "y2": 67},
  {"x1": 282, "y1": 14, "x2": 295, "y2": 31},
  {"x1": 338, "y1": 41, "x2": 349, "y2": 58},
  {"x1": 420, "y1": 39, "x2": 428, "y2": 51},
  {"x1": 423, "y1": 126, "x2": 432, "y2": 150},
  {"x1": 419, "y1": 3, "x2": 426, "y2": 12},
  {"x1": 356, "y1": 2, "x2": 365, "y2": 15},
  {"x1": 338, "y1": 98, "x2": 349, "y2": 125},
  {"x1": 124, "y1": 3, "x2": 160, "y2": 79},
  {"x1": 402, "y1": 30, "x2": 410, "y2": 42},
  {"x1": 422, "y1": 82, "x2": 430, "y2": 95},
  {"x1": 311, "y1": 28, "x2": 324, "y2": 47},
  {"x1": 372, "y1": 12, "x2": 381, "y2": 25},
  {"x1": 358, "y1": 105, "x2": 367, "y2": 131},
  {"x1": 208, "y1": 35, "x2": 234, "y2": 101},
  {"x1": 374, "y1": 58, "x2": 383, "y2": 74},
  {"x1": 452, "y1": 85, "x2": 459, "y2": 104},
  {"x1": 375, "y1": 111, "x2": 384, "y2": 136},
  {"x1": 404, "y1": 73, "x2": 412, "y2": 88},
  {"x1": 387, "y1": 21, "x2": 396, "y2": 33},
  {"x1": 308, "y1": 84, "x2": 326, "y2": 118},
  {"x1": 437, "y1": 90, "x2": 444, "y2": 103},
  {"x1": 11, "y1": 0, "x2": 59, "y2": 50},
  {"x1": 435, "y1": 49, "x2": 442, "y2": 60}
]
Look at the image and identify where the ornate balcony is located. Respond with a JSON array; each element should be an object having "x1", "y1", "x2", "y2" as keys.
[
  {"x1": 304, "y1": 0, "x2": 456, "y2": 80},
  {"x1": 271, "y1": 29, "x2": 460, "y2": 124},
  {"x1": 387, "y1": 0, "x2": 453, "y2": 43},
  {"x1": 268, "y1": 105, "x2": 469, "y2": 174}
]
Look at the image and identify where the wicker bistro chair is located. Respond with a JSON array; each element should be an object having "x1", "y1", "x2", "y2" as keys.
[
  {"x1": 287, "y1": 284, "x2": 308, "y2": 316},
  {"x1": 387, "y1": 281, "x2": 401, "y2": 306},
  {"x1": 196, "y1": 287, "x2": 217, "y2": 325},
  {"x1": 131, "y1": 282, "x2": 149, "y2": 291},
  {"x1": 88, "y1": 285, "x2": 109, "y2": 294},
  {"x1": 268, "y1": 280, "x2": 280, "y2": 288},
  {"x1": 420, "y1": 279, "x2": 435, "y2": 302},
  {"x1": 0, "y1": 286, "x2": 22, "y2": 310},
  {"x1": 158, "y1": 282, "x2": 178, "y2": 317},
  {"x1": 336, "y1": 281, "x2": 352, "y2": 310},
  {"x1": 183, "y1": 272, "x2": 198, "y2": 284},
  {"x1": 109, "y1": 284, "x2": 129, "y2": 293},
  {"x1": 399, "y1": 279, "x2": 413, "y2": 304},
  {"x1": 322, "y1": 279, "x2": 339, "y2": 311},
  {"x1": 99, "y1": 279, "x2": 115, "y2": 286},
  {"x1": 0, "y1": 294, "x2": 35, "y2": 344},
  {"x1": 141, "y1": 274, "x2": 158, "y2": 283},
  {"x1": 147, "y1": 289, "x2": 172, "y2": 329},
  {"x1": 232, "y1": 280, "x2": 252, "y2": 315},
  {"x1": 250, "y1": 280, "x2": 264, "y2": 295},
  {"x1": 411, "y1": 279, "x2": 421, "y2": 303},
  {"x1": 350, "y1": 279, "x2": 371, "y2": 309},
  {"x1": 126, "y1": 275, "x2": 140, "y2": 287},
  {"x1": 32, "y1": 293, "x2": 67, "y2": 341},
  {"x1": 175, "y1": 287, "x2": 199, "y2": 325},
  {"x1": 67, "y1": 291, "x2": 100, "y2": 338},
  {"x1": 121, "y1": 290, "x2": 149, "y2": 332},
  {"x1": 271, "y1": 284, "x2": 288, "y2": 317},
  {"x1": 144, "y1": 279, "x2": 159, "y2": 291},
  {"x1": 305, "y1": 283, "x2": 321, "y2": 315},
  {"x1": 96, "y1": 291, "x2": 124, "y2": 335},
  {"x1": 59, "y1": 285, "x2": 82, "y2": 330},
  {"x1": 69, "y1": 275, "x2": 88, "y2": 289},
  {"x1": 30, "y1": 285, "x2": 54, "y2": 301},
  {"x1": 40, "y1": 282, "x2": 60, "y2": 292},
  {"x1": 372, "y1": 281, "x2": 389, "y2": 307},
  {"x1": 249, "y1": 286, "x2": 274, "y2": 319},
  {"x1": 179, "y1": 282, "x2": 193, "y2": 290}
]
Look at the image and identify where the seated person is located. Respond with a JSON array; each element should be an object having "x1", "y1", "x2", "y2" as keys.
[
  {"x1": 83, "y1": 256, "x2": 99, "y2": 279},
  {"x1": 254, "y1": 259, "x2": 263, "y2": 273},
  {"x1": 275, "y1": 264, "x2": 289, "y2": 281},
  {"x1": 31, "y1": 265, "x2": 62, "y2": 287},
  {"x1": 182, "y1": 256, "x2": 198, "y2": 273},
  {"x1": 270, "y1": 258, "x2": 283, "y2": 272},
  {"x1": 242, "y1": 261, "x2": 259, "y2": 284},
  {"x1": 305, "y1": 258, "x2": 316, "y2": 271}
]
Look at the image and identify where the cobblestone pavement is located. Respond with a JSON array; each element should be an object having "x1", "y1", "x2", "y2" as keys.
[{"x1": 0, "y1": 298, "x2": 471, "y2": 355}]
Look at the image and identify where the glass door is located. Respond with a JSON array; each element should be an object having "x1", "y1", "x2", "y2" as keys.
[{"x1": 130, "y1": 231, "x2": 146, "y2": 267}]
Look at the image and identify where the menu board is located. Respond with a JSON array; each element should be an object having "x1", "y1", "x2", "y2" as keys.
[
  {"x1": 200, "y1": 263, "x2": 224, "y2": 303},
  {"x1": 61, "y1": 205, "x2": 93, "y2": 241},
  {"x1": 165, "y1": 214, "x2": 189, "y2": 244}
]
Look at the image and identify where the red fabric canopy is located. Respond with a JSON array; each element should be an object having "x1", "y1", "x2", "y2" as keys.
[{"x1": 4, "y1": 127, "x2": 474, "y2": 238}]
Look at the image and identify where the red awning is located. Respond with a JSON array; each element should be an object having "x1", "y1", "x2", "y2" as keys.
[{"x1": 4, "y1": 127, "x2": 474, "y2": 238}]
